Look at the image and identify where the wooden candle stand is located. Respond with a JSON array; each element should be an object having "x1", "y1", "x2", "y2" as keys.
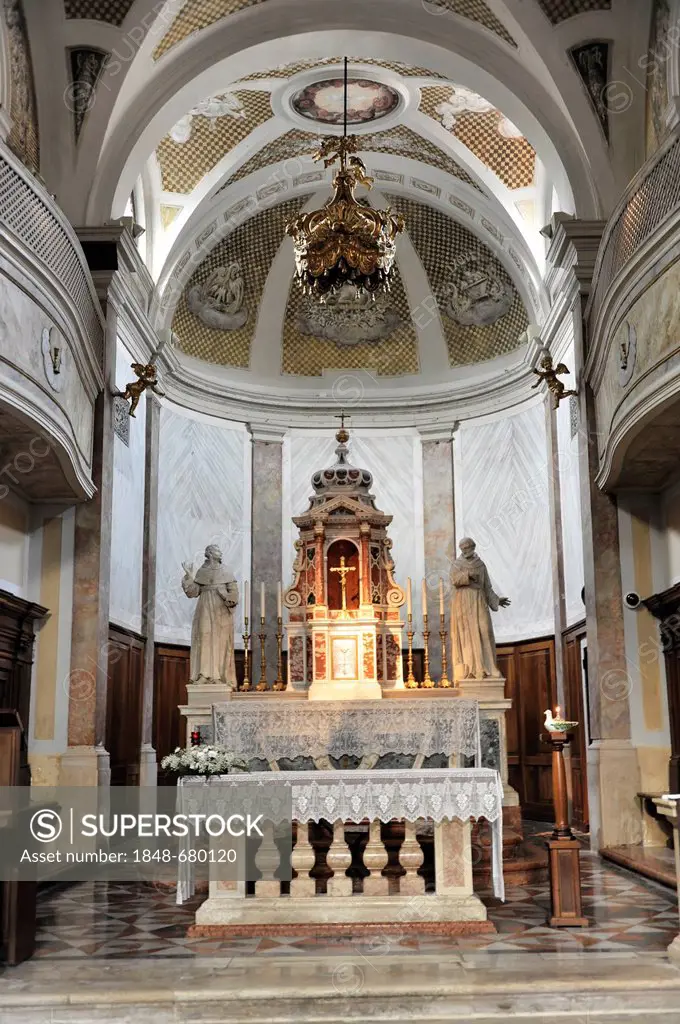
[{"x1": 544, "y1": 728, "x2": 587, "y2": 927}]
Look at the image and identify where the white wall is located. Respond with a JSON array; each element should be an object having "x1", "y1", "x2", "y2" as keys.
[
  {"x1": 662, "y1": 477, "x2": 680, "y2": 589},
  {"x1": 454, "y1": 400, "x2": 553, "y2": 642},
  {"x1": 283, "y1": 429, "x2": 426, "y2": 632},
  {"x1": 155, "y1": 405, "x2": 251, "y2": 644},
  {"x1": 556, "y1": 343, "x2": 585, "y2": 626},
  {"x1": 109, "y1": 340, "x2": 146, "y2": 633},
  {"x1": 0, "y1": 489, "x2": 29, "y2": 596}
]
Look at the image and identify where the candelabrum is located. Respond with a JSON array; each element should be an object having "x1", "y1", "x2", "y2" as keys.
[
  {"x1": 405, "y1": 612, "x2": 417, "y2": 687},
  {"x1": 438, "y1": 615, "x2": 451, "y2": 687},
  {"x1": 273, "y1": 616, "x2": 286, "y2": 691},
  {"x1": 421, "y1": 613, "x2": 434, "y2": 687},
  {"x1": 241, "y1": 617, "x2": 251, "y2": 691},
  {"x1": 256, "y1": 616, "x2": 268, "y2": 691}
]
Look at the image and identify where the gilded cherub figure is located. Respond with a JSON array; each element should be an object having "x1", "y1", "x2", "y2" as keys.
[
  {"x1": 115, "y1": 362, "x2": 165, "y2": 417},
  {"x1": 531, "y1": 353, "x2": 578, "y2": 408}
]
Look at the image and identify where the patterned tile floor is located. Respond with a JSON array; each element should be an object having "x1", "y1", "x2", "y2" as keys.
[{"x1": 33, "y1": 851, "x2": 679, "y2": 960}]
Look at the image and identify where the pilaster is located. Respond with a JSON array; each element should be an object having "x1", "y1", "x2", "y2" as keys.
[
  {"x1": 250, "y1": 425, "x2": 287, "y2": 686},
  {"x1": 140, "y1": 393, "x2": 161, "y2": 787}
]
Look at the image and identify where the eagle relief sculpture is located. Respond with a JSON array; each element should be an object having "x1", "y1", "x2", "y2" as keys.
[
  {"x1": 187, "y1": 262, "x2": 248, "y2": 331},
  {"x1": 440, "y1": 255, "x2": 513, "y2": 327}
]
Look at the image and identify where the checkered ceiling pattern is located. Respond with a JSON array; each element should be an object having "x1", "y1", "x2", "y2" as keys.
[
  {"x1": 171, "y1": 195, "x2": 311, "y2": 367},
  {"x1": 63, "y1": 0, "x2": 135, "y2": 23},
  {"x1": 154, "y1": 0, "x2": 516, "y2": 60},
  {"x1": 156, "y1": 91, "x2": 272, "y2": 194},
  {"x1": 282, "y1": 264, "x2": 418, "y2": 377},
  {"x1": 384, "y1": 194, "x2": 528, "y2": 366},
  {"x1": 221, "y1": 126, "x2": 486, "y2": 193},
  {"x1": 420, "y1": 87, "x2": 536, "y2": 190},
  {"x1": 241, "y1": 57, "x2": 447, "y2": 81},
  {"x1": 535, "y1": 0, "x2": 611, "y2": 23}
]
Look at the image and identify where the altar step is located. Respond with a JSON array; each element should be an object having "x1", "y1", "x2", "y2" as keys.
[{"x1": 3, "y1": 954, "x2": 680, "y2": 1023}]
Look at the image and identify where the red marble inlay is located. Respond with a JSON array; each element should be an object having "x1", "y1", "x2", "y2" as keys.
[
  {"x1": 289, "y1": 636, "x2": 304, "y2": 682},
  {"x1": 386, "y1": 634, "x2": 402, "y2": 681},
  {"x1": 376, "y1": 634, "x2": 384, "y2": 681},
  {"x1": 362, "y1": 633, "x2": 375, "y2": 679},
  {"x1": 314, "y1": 633, "x2": 327, "y2": 677},
  {"x1": 187, "y1": 921, "x2": 496, "y2": 938},
  {"x1": 305, "y1": 635, "x2": 313, "y2": 679}
]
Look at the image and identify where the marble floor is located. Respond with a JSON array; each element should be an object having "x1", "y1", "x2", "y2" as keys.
[{"x1": 32, "y1": 851, "x2": 679, "y2": 959}]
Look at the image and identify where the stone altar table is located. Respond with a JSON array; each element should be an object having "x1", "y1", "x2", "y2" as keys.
[
  {"x1": 177, "y1": 767, "x2": 504, "y2": 931},
  {"x1": 211, "y1": 696, "x2": 481, "y2": 769}
]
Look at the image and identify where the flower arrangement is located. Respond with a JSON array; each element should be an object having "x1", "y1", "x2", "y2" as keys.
[{"x1": 160, "y1": 745, "x2": 248, "y2": 776}]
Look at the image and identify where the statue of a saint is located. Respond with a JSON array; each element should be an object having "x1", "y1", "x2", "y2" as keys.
[
  {"x1": 181, "y1": 545, "x2": 238, "y2": 687},
  {"x1": 450, "y1": 537, "x2": 510, "y2": 680}
]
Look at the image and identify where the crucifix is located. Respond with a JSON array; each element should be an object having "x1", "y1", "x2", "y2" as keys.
[{"x1": 330, "y1": 555, "x2": 356, "y2": 612}]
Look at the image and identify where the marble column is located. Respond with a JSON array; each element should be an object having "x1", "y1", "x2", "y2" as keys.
[
  {"x1": 62, "y1": 306, "x2": 116, "y2": 787},
  {"x1": 139, "y1": 393, "x2": 160, "y2": 787},
  {"x1": 544, "y1": 394, "x2": 567, "y2": 702},
  {"x1": 419, "y1": 424, "x2": 457, "y2": 682},
  {"x1": 250, "y1": 426, "x2": 287, "y2": 686}
]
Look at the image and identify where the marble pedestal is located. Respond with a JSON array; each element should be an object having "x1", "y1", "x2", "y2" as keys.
[
  {"x1": 179, "y1": 683, "x2": 233, "y2": 745},
  {"x1": 652, "y1": 796, "x2": 680, "y2": 961},
  {"x1": 455, "y1": 678, "x2": 519, "y2": 811}
]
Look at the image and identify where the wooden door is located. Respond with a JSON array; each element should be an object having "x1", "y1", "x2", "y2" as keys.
[
  {"x1": 497, "y1": 637, "x2": 557, "y2": 819},
  {"x1": 105, "y1": 626, "x2": 145, "y2": 786},
  {"x1": 563, "y1": 621, "x2": 589, "y2": 830},
  {"x1": 153, "y1": 645, "x2": 189, "y2": 785}
]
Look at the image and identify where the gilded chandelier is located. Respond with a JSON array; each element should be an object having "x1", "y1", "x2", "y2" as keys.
[{"x1": 285, "y1": 60, "x2": 405, "y2": 300}]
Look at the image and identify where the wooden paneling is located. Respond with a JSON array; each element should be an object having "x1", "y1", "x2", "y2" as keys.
[
  {"x1": 562, "y1": 621, "x2": 589, "y2": 830},
  {"x1": 497, "y1": 636, "x2": 557, "y2": 820},
  {"x1": 106, "y1": 625, "x2": 145, "y2": 787},
  {"x1": 154, "y1": 644, "x2": 189, "y2": 785},
  {"x1": 644, "y1": 585, "x2": 680, "y2": 794}
]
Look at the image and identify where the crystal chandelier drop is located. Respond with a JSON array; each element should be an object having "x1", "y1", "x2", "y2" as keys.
[{"x1": 285, "y1": 59, "x2": 405, "y2": 301}]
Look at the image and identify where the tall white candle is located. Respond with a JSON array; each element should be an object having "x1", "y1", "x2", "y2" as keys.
[
  {"x1": 260, "y1": 581, "x2": 265, "y2": 619},
  {"x1": 421, "y1": 578, "x2": 428, "y2": 616},
  {"x1": 406, "y1": 577, "x2": 412, "y2": 616},
  {"x1": 244, "y1": 579, "x2": 249, "y2": 618},
  {"x1": 439, "y1": 579, "x2": 444, "y2": 617},
  {"x1": 277, "y1": 581, "x2": 282, "y2": 619}
]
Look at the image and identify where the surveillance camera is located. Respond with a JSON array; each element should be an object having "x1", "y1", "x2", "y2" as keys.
[{"x1": 625, "y1": 592, "x2": 641, "y2": 609}]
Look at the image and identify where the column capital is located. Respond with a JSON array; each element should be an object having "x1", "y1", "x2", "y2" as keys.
[
  {"x1": 248, "y1": 424, "x2": 288, "y2": 444},
  {"x1": 417, "y1": 423, "x2": 459, "y2": 443}
]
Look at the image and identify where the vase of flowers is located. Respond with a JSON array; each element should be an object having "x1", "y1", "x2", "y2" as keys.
[{"x1": 160, "y1": 745, "x2": 248, "y2": 777}]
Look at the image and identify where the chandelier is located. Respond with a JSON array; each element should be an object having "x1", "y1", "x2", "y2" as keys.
[{"x1": 285, "y1": 59, "x2": 405, "y2": 300}]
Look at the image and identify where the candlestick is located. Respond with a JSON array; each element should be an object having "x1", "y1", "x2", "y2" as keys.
[
  {"x1": 260, "y1": 581, "x2": 265, "y2": 620},
  {"x1": 438, "y1": 614, "x2": 451, "y2": 687},
  {"x1": 277, "y1": 581, "x2": 282, "y2": 619},
  {"x1": 439, "y1": 579, "x2": 444, "y2": 618},
  {"x1": 544, "y1": 725, "x2": 587, "y2": 927},
  {"x1": 273, "y1": 616, "x2": 285, "y2": 690},
  {"x1": 244, "y1": 579, "x2": 249, "y2": 617},
  {"x1": 256, "y1": 616, "x2": 268, "y2": 691},
  {"x1": 405, "y1": 612, "x2": 417, "y2": 687},
  {"x1": 406, "y1": 577, "x2": 412, "y2": 617},
  {"x1": 421, "y1": 578, "x2": 427, "y2": 616},
  {"x1": 241, "y1": 615, "x2": 251, "y2": 691},
  {"x1": 421, "y1": 613, "x2": 434, "y2": 688}
]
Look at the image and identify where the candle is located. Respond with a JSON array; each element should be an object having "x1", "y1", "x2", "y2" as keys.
[
  {"x1": 439, "y1": 579, "x2": 444, "y2": 617},
  {"x1": 277, "y1": 581, "x2": 282, "y2": 619},
  {"x1": 244, "y1": 579, "x2": 249, "y2": 618},
  {"x1": 421, "y1": 578, "x2": 427, "y2": 616},
  {"x1": 406, "y1": 577, "x2": 412, "y2": 616},
  {"x1": 260, "y1": 581, "x2": 265, "y2": 619}
]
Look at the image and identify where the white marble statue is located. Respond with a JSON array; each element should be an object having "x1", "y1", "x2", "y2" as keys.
[
  {"x1": 181, "y1": 545, "x2": 238, "y2": 688},
  {"x1": 187, "y1": 262, "x2": 247, "y2": 330},
  {"x1": 450, "y1": 537, "x2": 510, "y2": 681}
]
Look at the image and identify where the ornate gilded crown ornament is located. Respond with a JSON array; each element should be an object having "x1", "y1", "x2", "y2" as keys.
[{"x1": 285, "y1": 59, "x2": 405, "y2": 301}]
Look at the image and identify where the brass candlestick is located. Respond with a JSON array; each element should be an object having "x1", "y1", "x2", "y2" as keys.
[
  {"x1": 405, "y1": 612, "x2": 417, "y2": 687},
  {"x1": 241, "y1": 616, "x2": 251, "y2": 691},
  {"x1": 438, "y1": 614, "x2": 451, "y2": 687},
  {"x1": 273, "y1": 616, "x2": 286, "y2": 690},
  {"x1": 256, "y1": 616, "x2": 268, "y2": 691},
  {"x1": 421, "y1": 613, "x2": 434, "y2": 687}
]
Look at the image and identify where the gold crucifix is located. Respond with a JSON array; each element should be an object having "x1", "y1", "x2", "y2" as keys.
[{"x1": 330, "y1": 555, "x2": 356, "y2": 612}]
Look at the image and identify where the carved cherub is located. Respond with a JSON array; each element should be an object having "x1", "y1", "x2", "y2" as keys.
[
  {"x1": 531, "y1": 353, "x2": 578, "y2": 408},
  {"x1": 115, "y1": 362, "x2": 165, "y2": 417}
]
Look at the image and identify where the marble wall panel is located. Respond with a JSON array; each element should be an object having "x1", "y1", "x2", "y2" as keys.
[
  {"x1": 556, "y1": 345, "x2": 586, "y2": 626},
  {"x1": 155, "y1": 407, "x2": 250, "y2": 644},
  {"x1": 283, "y1": 431, "x2": 425, "y2": 630},
  {"x1": 454, "y1": 403, "x2": 553, "y2": 642},
  {"x1": 109, "y1": 341, "x2": 145, "y2": 633}
]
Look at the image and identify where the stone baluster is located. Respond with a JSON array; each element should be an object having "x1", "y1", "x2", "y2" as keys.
[
  {"x1": 326, "y1": 821, "x2": 353, "y2": 896},
  {"x1": 290, "y1": 821, "x2": 316, "y2": 897},
  {"x1": 362, "y1": 820, "x2": 388, "y2": 895},
  {"x1": 399, "y1": 820, "x2": 425, "y2": 895},
  {"x1": 254, "y1": 821, "x2": 281, "y2": 897}
]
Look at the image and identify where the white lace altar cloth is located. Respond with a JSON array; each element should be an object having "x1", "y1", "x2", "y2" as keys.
[
  {"x1": 212, "y1": 698, "x2": 482, "y2": 764},
  {"x1": 176, "y1": 767, "x2": 504, "y2": 903}
]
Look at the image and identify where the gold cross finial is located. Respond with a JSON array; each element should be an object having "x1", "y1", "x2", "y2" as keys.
[{"x1": 334, "y1": 410, "x2": 349, "y2": 443}]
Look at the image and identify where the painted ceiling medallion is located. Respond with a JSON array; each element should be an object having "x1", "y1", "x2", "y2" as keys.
[{"x1": 291, "y1": 77, "x2": 400, "y2": 125}]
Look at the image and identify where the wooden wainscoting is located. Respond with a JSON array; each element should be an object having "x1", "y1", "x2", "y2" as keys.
[
  {"x1": 153, "y1": 644, "x2": 189, "y2": 785},
  {"x1": 562, "y1": 620, "x2": 589, "y2": 830},
  {"x1": 106, "y1": 625, "x2": 145, "y2": 786},
  {"x1": 497, "y1": 637, "x2": 557, "y2": 820}
]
